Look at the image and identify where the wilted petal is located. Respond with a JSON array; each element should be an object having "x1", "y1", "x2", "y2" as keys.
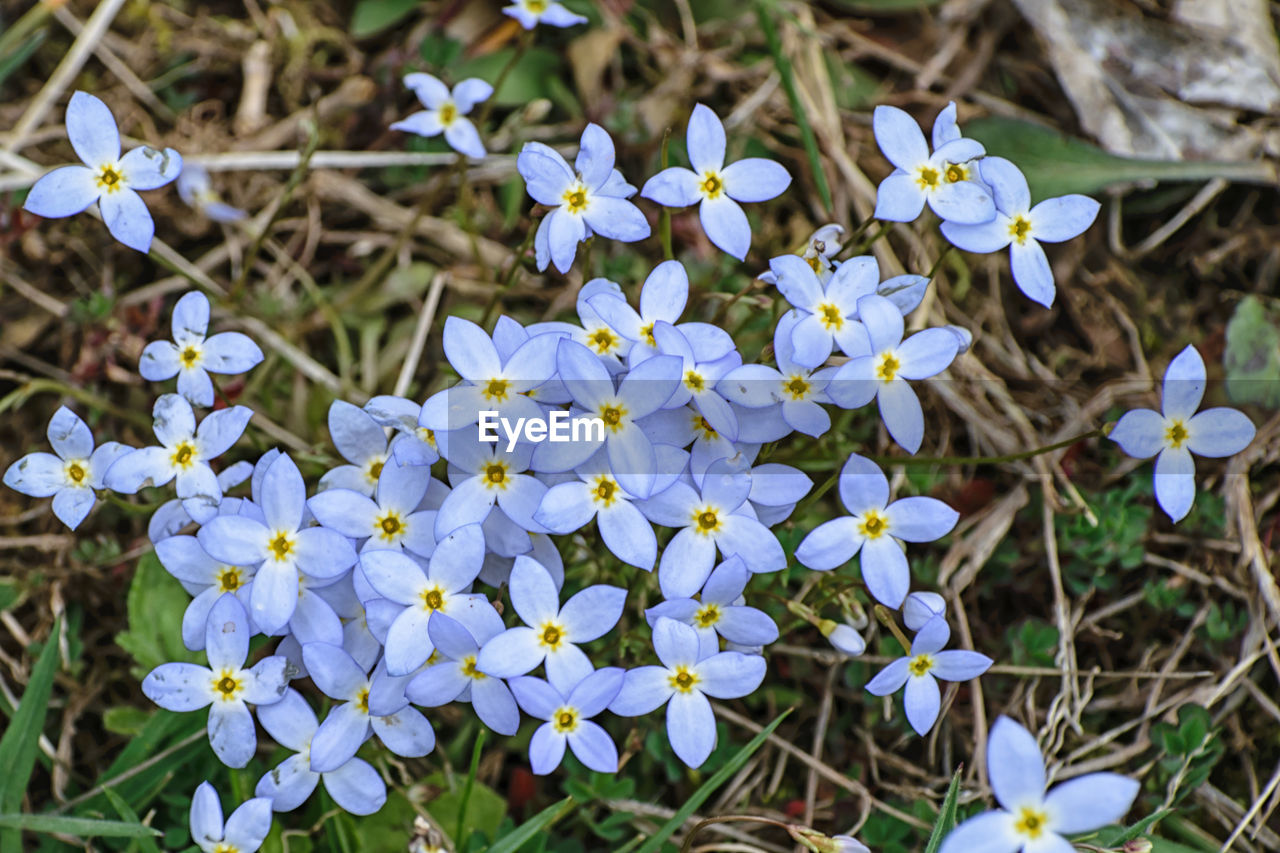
[{"x1": 120, "y1": 145, "x2": 182, "y2": 191}]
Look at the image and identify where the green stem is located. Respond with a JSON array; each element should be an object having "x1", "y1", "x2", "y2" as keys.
[
  {"x1": 658, "y1": 127, "x2": 674, "y2": 261},
  {"x1": 852, "y1": 221, "x2": 892, "y2": 255},
  {"x1": 0, "y1": 1, "x2": 53, "y2": 61},
  {"x1": 455, "y1": 728, "x2": 487, "y2": 846},
  {"x1": 477, "y1": 30, "x2": 533, "y2": 131},
  {"x1": 874, "y1": 604, "x2": 912, "y2": 652},
  {"x1": 481, "y1": 217, "x2": 539, "y2": 327},
  {"x1": 678, "y1": 816, "x2": 795, "y2": 853},
  {"x1": 926, "y1": 245, "x2": 955, "y2": 280}
]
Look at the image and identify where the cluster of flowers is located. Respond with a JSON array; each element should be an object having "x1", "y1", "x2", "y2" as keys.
[{"x1": 7, "y1": 3, "x2": 1259, "y2": 851}]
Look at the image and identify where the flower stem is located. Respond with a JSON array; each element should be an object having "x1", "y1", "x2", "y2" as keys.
[
  {"x1": 874, "y1": 604, "x2": 912, "y2": 651},
  {"x1": 926, "y1": 245, "x2": 955, "y2": 280},
  {"x1": 481, "y1": 216, "x2": 539, "y2": 327},
  {"x1": 659, "y1": 126, "x2": 674, "y2": 261},
  {"x1": 677, "y1": 815, "x2": 796, "y2": 853},
  {"x1": 867, "y1": 426, "x2": 1110, "y2": 467},
  {"x1": 477, "y1": 30, "x2": 533, "y2": 132},
  {"x1": 454, "y1": 727, "x2": 486, "y2": 845}
]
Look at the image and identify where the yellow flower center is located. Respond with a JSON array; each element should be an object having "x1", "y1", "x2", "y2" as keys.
[
  {"x1": 484, "y1": 462, "x2": 508, "y2": 488},
  {"x1": 438, "y1": 101, "x2": 458, "y2": 127},
  {"x1": 588, "y1": 327, "x2": 618, "y2": 354},
  {"x1": 213, "y1": 844, "x2": 240, "y2": 853},
  {"x1": 807, "y1": 254, "x2": 826, "y2": 274},
  {"x1": 268, "y1": 531, "x2": 296, "y2": 562},
  {"x1": 916, "y1": 166, "x2": 940, "y2": 190},
  {"x1": 366, "y1": 457, "x2": 385, "y2": 483},
  {"x1": 420, "y1": 586, "x2": 445, "y2": 612},
  {"x1": 944, "y1": 163, "x2": 968, "y2": 183},
  {"x1": 375, "y1": 511, "x2": 404, "y2": 541},
  {"x1": 695, "y1": 603, "x2": 721, "y2": 628},
  {"x1": 539, "y1": 622, "x2": 565, "y2": 650},
  {"x1": 355, "y1": 687, "x2": 370, "y2": 714},
  {"x1": 600, "y1": 405, "x2": 625, "y2": 431},
  {"x1": 64, "y1": 460, "x2": 88, "y2": 485},
  {"x1": 553, "y1": 707, "x2": 578, "y2": 733},
  {"x1": 211, "y1": 670, "x2": 244, "y2": 702},
  {"x1": 693, "y1": 507, "x2": 721, "y2": 535},
  {"x1": 700, "y1": 171, "x2": 723, "y2": 200},
  {"x1": 669, "y1": 665, "x2": 700, "y2": 693},
  {"x1": 96, "y1": 163, "x2": 125, "y2": 193},
  {"x1": 461, "y1": 655, "x2": 485, "y2": 680},
  {"x1": 526, "y1": 0, "x2": 548, "y2": 13},
  {"x1": 640, "y1": 322, "x2": 656, "y2": 347},
  {"x1": 216, "y1": 567, "x2": 242, "y2": 593},
  {"x1": 684, "y1": 370, "x2": 705, "y2": 392},
  {"x1": 1166, "y1": 420, "x2": 1188, "y2": 448},
  {"x1": 1014, "y1": 807, "x2": 1049, "y2": 839},
  {"x1": 563, "y1": 185, "x2": 589, "y2": 214},
  {"x1": 484, "y1": 378, "x2": 510, "y2": 401},
  {"x1": 695, "y1": 416, "x2": 717, "y2": 440},
  {"x1": 180, "y1": 345, "x2": 202, "y2": 368},
  {"x1": 908, "y1": 654, "x2": 933, "y2": 677},
  {"x1": 416, "y1": 427, "x2": 437, "y2": 448},
  {"x1": 785, "y1": 375, "x2": 810, "y2": 400},
  {"x1": 592, "y1": 475, "x2": 618, "y2": 507},
  {"x1": 858, "y1": 509, "x2": 889, "y2": 539},
  {"x1": 875, "y1": 352, "x2": 900, "y2": 382},
  {"x1": 171, "y1": 441, "x2": 197, "y2": 469},
  {"x1": 1009, "y1": 215, "x2": 1032, "y2": 245},
  {"x1": 818, "y1": 302, "x2": 844, "y2": 330}
]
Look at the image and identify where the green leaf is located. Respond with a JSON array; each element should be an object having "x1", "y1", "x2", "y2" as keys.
[
  {"x1": 350, "y1": 0, "x2": 419, "y2": 38},
  {"x1": 115, "y1": 552, "x2": 200, "y2": 680},
  {"x1": 101, "y1": 788, "x2": 160, "y2": 853},
  {"x1": 1093, "y1": 809, "x2": 1172, "y2": 846},
  {"x1": 964, "y1": 117, "x2": 1276, "y2": 202},
  {"x1": 421, "y1": 773, "x2": 506, "y2": 845},
  {"x1": 0, "y1": 813, "x2": 158, "y2": 838},
  {"x1": 633, "y1": 709, "x2": 793, "y2": 853},
  {"x1": 102, "y1": 706, "x2": 152, "y2": 736},
  {"x1": 0, "y1": 615, "x2": 61, "y2": 849},
  {"x1": 1224, "y1": 296, "x2": 1280, "y2": 409},
  {"x1": 924, "y1": 767, "x2": 963, "y2": 853},
  {"x1": 486, "y1": 797, "x2": 575, "y2": 853}
]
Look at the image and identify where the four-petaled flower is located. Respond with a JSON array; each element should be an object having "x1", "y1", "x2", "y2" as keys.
[
  {"x1": 3, "y1": 406, "x2": 131, "y2": 530},
  {"x1": 503, "y1": 0, "x2": 588, "y2": 29},
  {"x1": 189, "y1": 781, "x2": 273, "y2": 853},
  {"x1": 140, "y1": 291, "x2": 264, "y2": 407},
  {"x1": 871, "y1": 103, "x2": 993, "y2": 225},
  {"x1": 865, "y1": 616, "x2": 991, "y2": 735},
  {"x1": 641, "y1": 103, "x2": 791, "y2": 260},
  {"x1": 509, "y1": 667, "x2": 625, "y2": 774},
  {"x1": 940, "y1": 157, "x2": 1100, "y2": 307},
  {"x1": 517, "y1": 124, "x2": 650, "y2": 273},
  {"x1": 1109, "y1": 345, "x2": 1255, "y2": 522},
  {"x1": 939, "y1": 716, "x2": 1140, "y2": 853},
  {"x1": 141, "y1": 593, "x2": 291, "y2": 767},
  {"x1": 391, "y1": 73, "x2": 492, "y2": 160},
  {"x1": 24, "y1": 91, "x2": 182, "y2": 252}
]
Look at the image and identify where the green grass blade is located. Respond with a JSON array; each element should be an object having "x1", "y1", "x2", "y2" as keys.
[
  {"x1": 100, "y1": 789, "x2": 160, "y2": 853},
  {"x1": 754, "y1": 1, "x2": 833, "y2": 215},
  {"x1": 486, "y1": 796, "x2": 574, "y2": 853},
  {"x1": 923, "y1": 767, "x2": 963, "y2": 853},
  {"x1": 634, "y1": 708, "x2": 793, "y2": 853},
  {"x1": 0, "y1": 616, "x2": 62, "y2": 850},
  {"x1": 0, "y1": 814, "x2": 160, "y2": 839}
]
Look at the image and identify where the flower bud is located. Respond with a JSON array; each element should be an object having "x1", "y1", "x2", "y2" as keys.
[
  {"x1": 903, "y1": 591, "x2": 946, "y2": 631},
  {"x1": 819, "y1": 620, "x2": 866, "y2": 656},
  {"x1": 1122, "y1": 840, "x2": 1153, "y2": 853}
]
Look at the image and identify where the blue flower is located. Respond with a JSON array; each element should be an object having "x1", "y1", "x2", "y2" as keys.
[
  {"x1": 587, "y1": 260, "x2": 690, "y2": 366},
  {"x1": 610, "y1": 617, "x2": 765, "y2": 767},
  {"x1": 104, "y1": 394, "x2": 252, "y2": 523},
  {"x1": 255, "y1": 688, "x2": 387, "y2": 815},
  {"x1": 177, "y1": 164, "x2": 247, "y2": 222},
  {"x1": 23, "y1": 91, "x2": 182, "y2": 252},
  {"x1": 871, "y1": 103, "x2": 993, "y2": 225},
  {"x1": 644, "y1": 556, "x2": 779, "y2": 659},
  {"x1": 865, "y1": 616, "x2": 991, "y2": 735},
  {"x1": 139, "y1": 291, "x2": 264, "y2": 407},
  {"x1": 2, "y1": 406, "x2": 131, "y2": 530},
  {"x1": 534, "y1": 449, "x2": 658, "y2": 570},
  {"x1": 940, "y1": 716, "x2": 1140, "y2": 853},
  {"x1": 503, "y1": 0, "x2": 588, "y2": 29},
  {"x1": 406, "y1": 610, "x2": 521, "y2": 735},
  {"x1": 795, "y1": 452, "x2": 957, "y2": 608},
  {"x1": 148, "y1": 460, "x2": 253, "y2": 542},
  {"x1": 509, "y1": 667, "x2": 625, "y2": 774},
  {"x1": 939, "y1": 157, "x2": 1100, "y2": 307},
  {"x1": 302, "y1": 644, "x2": 435, "y2": 771},
  {"x1": 361, "y1": 395, "x2": 440, "y2": 468},
  {"x1": 197, "y1": 453, "x2": 357, "y2": 634},
  {"x1": 638, "y1": 460, "x2": 786, "y2": 598},
  {"x1": 391, "y1": 74, "x2": 492, "y2": 160},
  {"x1": 476, "y1": 555, "x2": 625, "y2": 689},
  {"x1": 155, "y1": 534, "x2": 257, "y2": 651},
  {"x1": 903, "y1": 591, "x2": 946, "y2": 631},
  {"x1": 517, "y1": 124, "x2": 650, "y2": 273},
  {"x1": 319, "y1": 400, "x2": 394, "y2": 496},
  {"x1": 434, "y1": 431, "x2": 547, "y2": 538},
  {"x1": 308, "y1": 456, "x2": 438, "y2": 556},
  {"x1": 1109, "y1": 345, "x2": 1256, "y2": 522},
  {"x1": 641, "y1": 103, "x2": 791, "y2": 260},
  {"x1": 828, "y1": 295, "x2": 960, "y2": 454},
  {"x1": 141, "y1": 593, "x2": 291, "y2": 767},
  {"x1": 757, "y1": 224, "x2": 846, "y2": 287},
  {"x1": 357, "y1": 524, "x2": 493, "y2": 675},
  {"x1": 533, "y1": 338, "x2": 681, "y2": 499},
  {"x1": 189, "y1": 781, "x2": 273, "y2": 853}
]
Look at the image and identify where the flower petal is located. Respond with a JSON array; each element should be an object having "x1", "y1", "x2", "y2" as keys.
[
  {"x1": 1162, "y1": 345, "x2": 1206, "y2": 420},
  {"x1": 884, "y1": 497, "x2": 958, "y2": 542},
  {"x1": 877, "y1": 379, "x2": 925, "y2": 454},
  {"x1": 721, "y1": 158, "x2": 790, "y2": 203},
  {"x1": 865, "y1": 657, "x2": 909, "y2": 696},
  {"x1": 66, "y1": 91, "x2": 120, "y2": 166},
  {"x1": 209, "y1": 701, "x2": 257, "y2": 768},
  {"x1": 874, "y1": 171, "x2": 926, "y2": 222},
  {"x1": 937, "y1": 811, "x2": 1021, "y2": 853},
  {"x1": 872, "y1": 106, "x2": 928, "y2": 172},
  {"x1": 23, "y1": 166, "x2": 99, "y2": 218},
  {"x1": 444, "y1": 118, "x2": 486, "y2": 160},
  {"x1": 119, "y1": 145, "x2": 182, "y2": 191},
  {"x1": 1029, "y1": 195, "x2": 1099, "y2": 243},
  {"x1": 576, "y1": 123, "x2": 616, "y2": 189},
  {"x1": 1109, "y1": 409, "x2": 1166, "y2": 459},
  {"x1": 98, "y1": 187, "x2": 155, "y2": 253},
  {"x1": 640, "y1": 167, "x2": 702, "y2": 208},
  {"x1": 528, "y1": 724, "x2": 567, "y2": 775},
  {"x1": 699, "y1": 196, "x2": 751, "y2": 260},
  {"x1": 931, "y1": 650, "x2": 992, "y2": 681},
  {"x1": 1009, "y1": 240, "x2": 1056, "y2": 307},
  {"x1": 695, "y1": 651, "x2": 765, "y2": 699},
  {"x1": 987, "y1": 715, "x2": 1047, "y2": 811},
  {"x1": 903, "y1": 674, "x2": 941, "y2": 735},
  {"x1": 1154, "y1": 445, "x2": 1196, "y2": 522},
  {"x1": 686, "y1": 104, "x2": 726, "y2": 174},
  {"x1": 667, "y1": 690, "x2": 716, "y2": 767},
  {"x1": 1187, "y1": 408, "x2": 1256, "y2": 458},
  {"x1": 1043, "y1": 772, "x2": 1140, "y2": 834},
  {"x1": 582, "y1": 195, "x2": 650, "y2": 242}
]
